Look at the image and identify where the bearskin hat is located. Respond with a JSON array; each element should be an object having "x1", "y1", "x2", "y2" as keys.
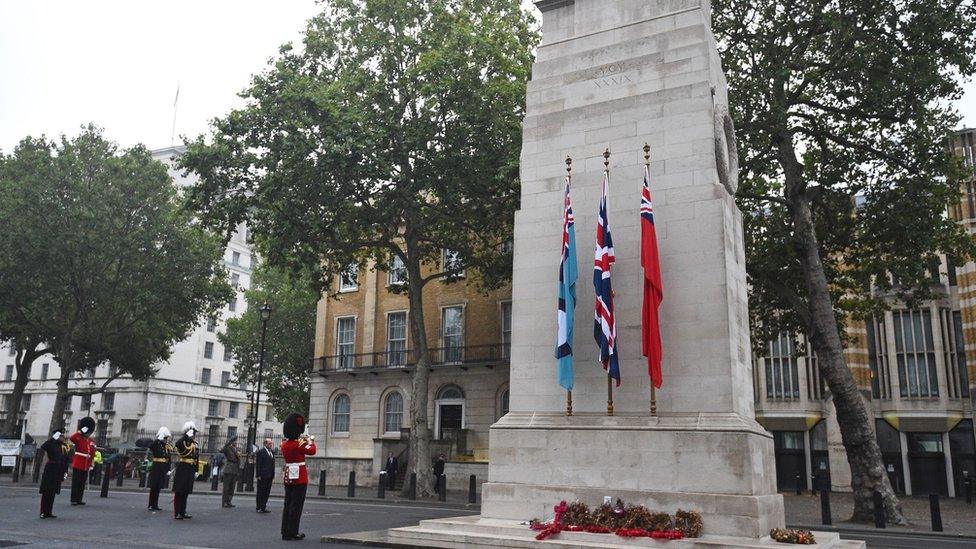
[
  {"x1": 283, "y1": 413, "x2": 305, "y2": 440},
  {"x1": 77, "y1": 416, "x2": 96, "y2": 435}
]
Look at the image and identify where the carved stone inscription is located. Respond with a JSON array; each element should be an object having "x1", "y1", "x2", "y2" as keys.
[{"x1": 592, "y1": 61, "x2": 633, "y2": 88}]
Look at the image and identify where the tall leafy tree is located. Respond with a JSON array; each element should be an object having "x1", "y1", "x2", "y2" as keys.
[
  {"x1": 713, "y1": 0, "x2": 976, "y2": 523},
  {"x1": 0, "y1": 127, "x2": 234, "y2": 436},
  {"x1": 220, "y1": 265, "x2": 317, "y2": 422},
  {"x1": 0, "y1": 336, "x2": 49, "y2": 436},
  {"x1": 180, "y1": 0, "x2": 537, "y2": 496}
]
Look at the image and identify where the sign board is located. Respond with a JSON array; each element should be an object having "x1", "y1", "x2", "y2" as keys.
[
  {"x1": 0, "y1": 439, "x2": 21, "y2": 456},
  {"x1": 1, "y1": 455, "x2": 16, "y2": 467},
  {"x1": 21, "y1": 443, "x2": 36, "y2": 459}
]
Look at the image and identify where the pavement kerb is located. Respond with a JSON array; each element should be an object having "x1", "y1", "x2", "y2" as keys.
[
  {"x1": 789, "y1": 523, "x2": 976, "y2": 541},
  {"x1": 0, "y1": 480, "x2": 480, "y2": 511}
]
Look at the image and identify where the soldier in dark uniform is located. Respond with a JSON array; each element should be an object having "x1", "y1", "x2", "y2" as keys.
[
  {"x1": 147, "y1": 426, "x2": 173, "y2": 511},
  {"x1": 39, "y1": 426, "x2": 67, "y2": 518},
  {"x1": 172, "y1": 421, "x2": 199, "y2": 519}
]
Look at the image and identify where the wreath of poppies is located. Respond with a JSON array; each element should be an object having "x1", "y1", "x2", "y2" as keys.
[{"x1": 528, "y1": 499, "x2": 702, "y2": 542}]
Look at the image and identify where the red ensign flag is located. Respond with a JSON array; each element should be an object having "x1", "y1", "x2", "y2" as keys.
[{"x1": 640, "y1": 161, "x2": 664, "y2": 388}]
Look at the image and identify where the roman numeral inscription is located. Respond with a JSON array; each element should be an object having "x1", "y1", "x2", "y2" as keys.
[{"x1": 592, "y1": 61, "x2": 633, "y2": 88}]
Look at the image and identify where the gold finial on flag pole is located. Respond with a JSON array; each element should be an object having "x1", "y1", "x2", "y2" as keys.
[
  {"x1": 604, "y1": 147, "x2": 611, "y2": 171},
  {"x1": 644, "y1": 142, "x2": 658, "y2": 418}
]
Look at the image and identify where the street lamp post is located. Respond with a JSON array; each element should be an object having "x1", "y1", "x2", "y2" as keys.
[
  {"x1": 87, "y1": 379, "x2": 96, "y2": 417},
  {"x1": 246, "y1": 302, "x2": 272, "y2": 492}
]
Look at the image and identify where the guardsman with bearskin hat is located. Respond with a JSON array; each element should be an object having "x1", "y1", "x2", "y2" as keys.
[
  {"x1": 39, "y1": 426, "x2": 67, "y2": 518},
  {"x1": 147, "y1": 426, "x2": 173, "y2": 511},
  {"x1": 172, "y1": 421, "x2": 200, "y2": 519},
  {"x1": 280, "y1": 413, "x2": 316, "y2": 541},
  {"x1": 69, "y1": 417, "x2": 96, "y2": 505}
]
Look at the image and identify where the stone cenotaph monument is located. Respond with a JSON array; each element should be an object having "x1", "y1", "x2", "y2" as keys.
[{"x1": 328, "y1": 0, "x2": 864, "y2": 546}]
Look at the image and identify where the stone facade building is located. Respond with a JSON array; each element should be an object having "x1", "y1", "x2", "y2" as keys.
[
  {"x1": 755, "y1": 128, "x2": 976, "y2": 498},
  {"x1": 0, "y1": 146, "x2": 281, "y2": 451},
  {"x1": 308, "y1": 256, "x2": 512, "y2": 488}
]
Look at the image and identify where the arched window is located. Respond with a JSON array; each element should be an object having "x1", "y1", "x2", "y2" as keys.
[
  {"x1": 332, "y1": 394, "x2": 351, "y2": 433},
  {"x1": 437, "y1": 385, "x2": 464, "y2": 400},
  {"x1": 384, "y1": 392, "x2": 403, "y2": 433},
  {"x1": 500, "y1": 389, "x2": 510, "y2": 417}
]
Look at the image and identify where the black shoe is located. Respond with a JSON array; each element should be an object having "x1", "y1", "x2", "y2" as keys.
[
  {"x1": 176, "y1": 513, "x2": 192, "y2": 519},
  {"x1": 40, "y1": 513, "x2": 56, "y2": 519},
  {"x1": 293, "y1": 533, "x2": 306, "y2": 540},
  {"x1": 257, "y1": 508, "x2": 269, "y2": 513},
  {"x1": 71, "y1": 501, "x2": 85, "y2": 506},
  {"x1": 174, "y1": 515, "x2": 184, "y2": 520},
  {"x1": 149, "y1": 506, "x2": 163, "y2": 511}
]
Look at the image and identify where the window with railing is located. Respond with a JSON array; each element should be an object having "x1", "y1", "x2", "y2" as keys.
[
  {"x1": 803, "y1": 343, "x2": 825, "y2": 400},
  {"x1": 867, "y1": 317, "x2": 892, "y2": 399},
  {"x1": 387, "y1": 312, "x2": 407, "y2": 366},
  {"x1": 384, "y1": 392, "x2": 403, "y2": 433},
  {"x1": 332, "y1": 394, "x2": 350, "y2": 434},
  {"x1": 336, "y1": 317, "x2": 356, "y2": 369},
  {"x1": 763, "y1": 332, "x2": 800, "y2": 399},
  {"x1": 229, "y1": 402, "x2": 239, "y2": 419},
  {"x1": 208, "y1": 399, "x2": 220, "y2": 417},
  {"x1": 941, "y1": 310, "x2": 970, "y2": 399},
  {"x1": 892, "y1": 309, "x2": 939, "y2": 398},
  {"x1": 442, "y1": 306, "x2": 464, "y2": 363},
  {"x1": 201, "y1": 368, "x2": 212, "y2": 385},
  {"x1": 102, "y1": 392, "x2": 114, "y2": 411}
]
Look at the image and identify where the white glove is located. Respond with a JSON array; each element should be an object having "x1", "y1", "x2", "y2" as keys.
[{"x1": 167, "y1": 470, "x2": 173, "y2": 476}]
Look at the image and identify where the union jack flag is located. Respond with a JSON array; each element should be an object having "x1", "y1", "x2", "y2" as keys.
[{"x1": 594, "y1": 169, "x2": 620, "y2": 386}]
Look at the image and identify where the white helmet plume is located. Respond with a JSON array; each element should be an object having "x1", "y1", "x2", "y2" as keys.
[
  {"x1": 182, "y1": 421, "x2": 197, "y2": 434},
  {"x1": 156, "y1": 426, "x2": 172, "y2": 440}
]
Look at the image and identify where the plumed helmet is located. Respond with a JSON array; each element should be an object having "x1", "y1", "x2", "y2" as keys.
[
  {"x1": 183, "y1": 421, "x2": 197, "y2": 435},
  {"x1": 156, "y1": 426, "x2": 172, "y2": 440},
  {"x1": 77, "y1": 417, "x2": 96, "y2": 435},
  {"x1": 51, "y1": 425, "x2": 65, "y2": 440},
  {"x1": 283, "y1": 413, "x2": 305, "y2": 440}
]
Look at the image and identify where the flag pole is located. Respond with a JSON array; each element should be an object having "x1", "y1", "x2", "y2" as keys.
[
  {"x1": 565, "y1": 154, "x2": 574, "y2": 417},
  {"x1": 644, "y1": 143, "x2": 658, "y2": 418},
  {"x1": 604, "y1": 147, "x2": 615, "y2": 417}
]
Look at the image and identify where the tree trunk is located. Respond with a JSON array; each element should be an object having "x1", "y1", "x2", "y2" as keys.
[
  {"x1": 47, "y1": 339, "x2": 74, "y2": 436},
  {"x1": 787, "y1": 194, "x2": 906, "y2": 524},
  {"x1": 1, "y1": 342, "x2": 49, "y2": 436},
  {"x1": 401, "y1": 244, "x2": 435, "y2": 498}
]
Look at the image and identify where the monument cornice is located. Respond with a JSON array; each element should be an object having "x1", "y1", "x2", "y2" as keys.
[{"x1": 535, "y1": 0, "x2": 574, "y2": 12}]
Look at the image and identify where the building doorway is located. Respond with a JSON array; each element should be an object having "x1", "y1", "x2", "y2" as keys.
[
  {"x1": 950, "y1": 420, "x2": 975, "y2": 497},
  {"x1": 773, "y1": 431, "x2": 806, "y2": 493},
  {"x1": 810, "y1": 420, "x2": 831, "y2": 492},
  {"x1": 876, "y1": 419, "x2": 906, "y2": 495},
  {"x1": 907, "y1": 432, "x2": 948, "y2": 496},
  {"x1": 434, "y1": 385, "x2": 465, "y2": 440}
]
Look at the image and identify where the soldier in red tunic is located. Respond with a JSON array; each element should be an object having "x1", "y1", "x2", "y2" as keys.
[
  {"x1": 280, "y1": 413, "x2": 316, "y2": 541},
  {"x1": 69, "y1": 417, "x2": 96, "y2": 506}
]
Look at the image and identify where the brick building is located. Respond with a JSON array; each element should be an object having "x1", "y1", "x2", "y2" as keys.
[
  {"x1": 307, "y1": 254, "x2": 512, "y2": 489},
  {"x1": 755, "y1": 128, "x2": 976, "y2": 498}
]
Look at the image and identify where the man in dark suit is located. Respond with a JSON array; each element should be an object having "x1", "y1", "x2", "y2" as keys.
[
  {"x1": 384, "y1": 452, "x2": 397, "y2": 490},
  {"x1": 255, "y1": 438, "x2": 276, "y2": 513},
  {"x1": 433, "y1": 454, "x2": 446, "y2": 494}
]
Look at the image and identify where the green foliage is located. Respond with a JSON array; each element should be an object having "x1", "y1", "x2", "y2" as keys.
[
  {"x1": 0, "y1": 126, "x2": 233, "y2": 432},
  {"x1": 713, "y1": 0, "x2": 976, "y2": 342},
  {"x1": 220, "y1": 265, "x2": 317, "y2": 420},
  {"x1": 179, "y1": 0, "x2": 538, "y2": 295}
]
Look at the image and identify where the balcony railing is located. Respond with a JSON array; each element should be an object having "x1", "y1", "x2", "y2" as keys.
[{"x1": 316, "y1": 343, "x2": 510, "y2": 373}]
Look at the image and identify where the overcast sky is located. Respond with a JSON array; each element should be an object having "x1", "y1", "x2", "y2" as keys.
[{"x1": 0, "y1": 0, "x2": 973, "y2": 154}]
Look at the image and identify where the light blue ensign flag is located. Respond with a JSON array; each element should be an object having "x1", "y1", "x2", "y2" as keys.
[{"x1": 555, "y1": 174, "x2": 578, "y2": 391}]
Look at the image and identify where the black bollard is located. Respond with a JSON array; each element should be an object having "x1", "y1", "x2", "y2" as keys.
[
  {"x1": 11, "y1": 456, "x2": 19, "y2": 483},
  {"x1": 820, "y1": 489, "x2": 831, "y2": 525},
  {"x1": 347, "y1": 471, "x2": 356, "y2": 497},
  {"x1": 930, "y1": 494, "x2": 943, "y2": 532},
  {"x1": 438, "y1": 475, "x2": 446, "y2": 502},
  {"x1": 872, "y1": 490, "x2": 885, "y2": 528},
  {"x1": 408, "y1": 473, "x2": 417, "y2": 500},
  {"x1": 966, "y1": 477, "x2": 973, "y2": 505},
  {"x1": 318, "y1": 470, "x2": 327, "y2": 497},
  {"x1": 32, "y1": 458, "x2": 41, "y2": 483},
  {"x1": 116, "y1": 463, "x2": 124, "y2": 487},
  {"x1": 139, "y1": 470, "x2": 146, "y2": 488},
  {"x1": 211, "y1": 472, "x2": 219, "y2": 491},
  {"x1": 795, "y1": 472, "x2": 802, "y2": 495},
  {"x1": 100, "y1": 464, "x2": 112, "y2": 498},
  {"x1": 377, "y1": 472, "x2": 386, "y2": 499},
  {"x1": 468, "y1": 474, "x2": 477, "y2": 504}
]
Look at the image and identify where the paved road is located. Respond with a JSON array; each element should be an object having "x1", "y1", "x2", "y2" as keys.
[
  {"x1": 0, "y1": 484, "x2": 475, "y2": 548},
  {"x1": 840, "y1": 531, "x2": 976, "y2": 548}
]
